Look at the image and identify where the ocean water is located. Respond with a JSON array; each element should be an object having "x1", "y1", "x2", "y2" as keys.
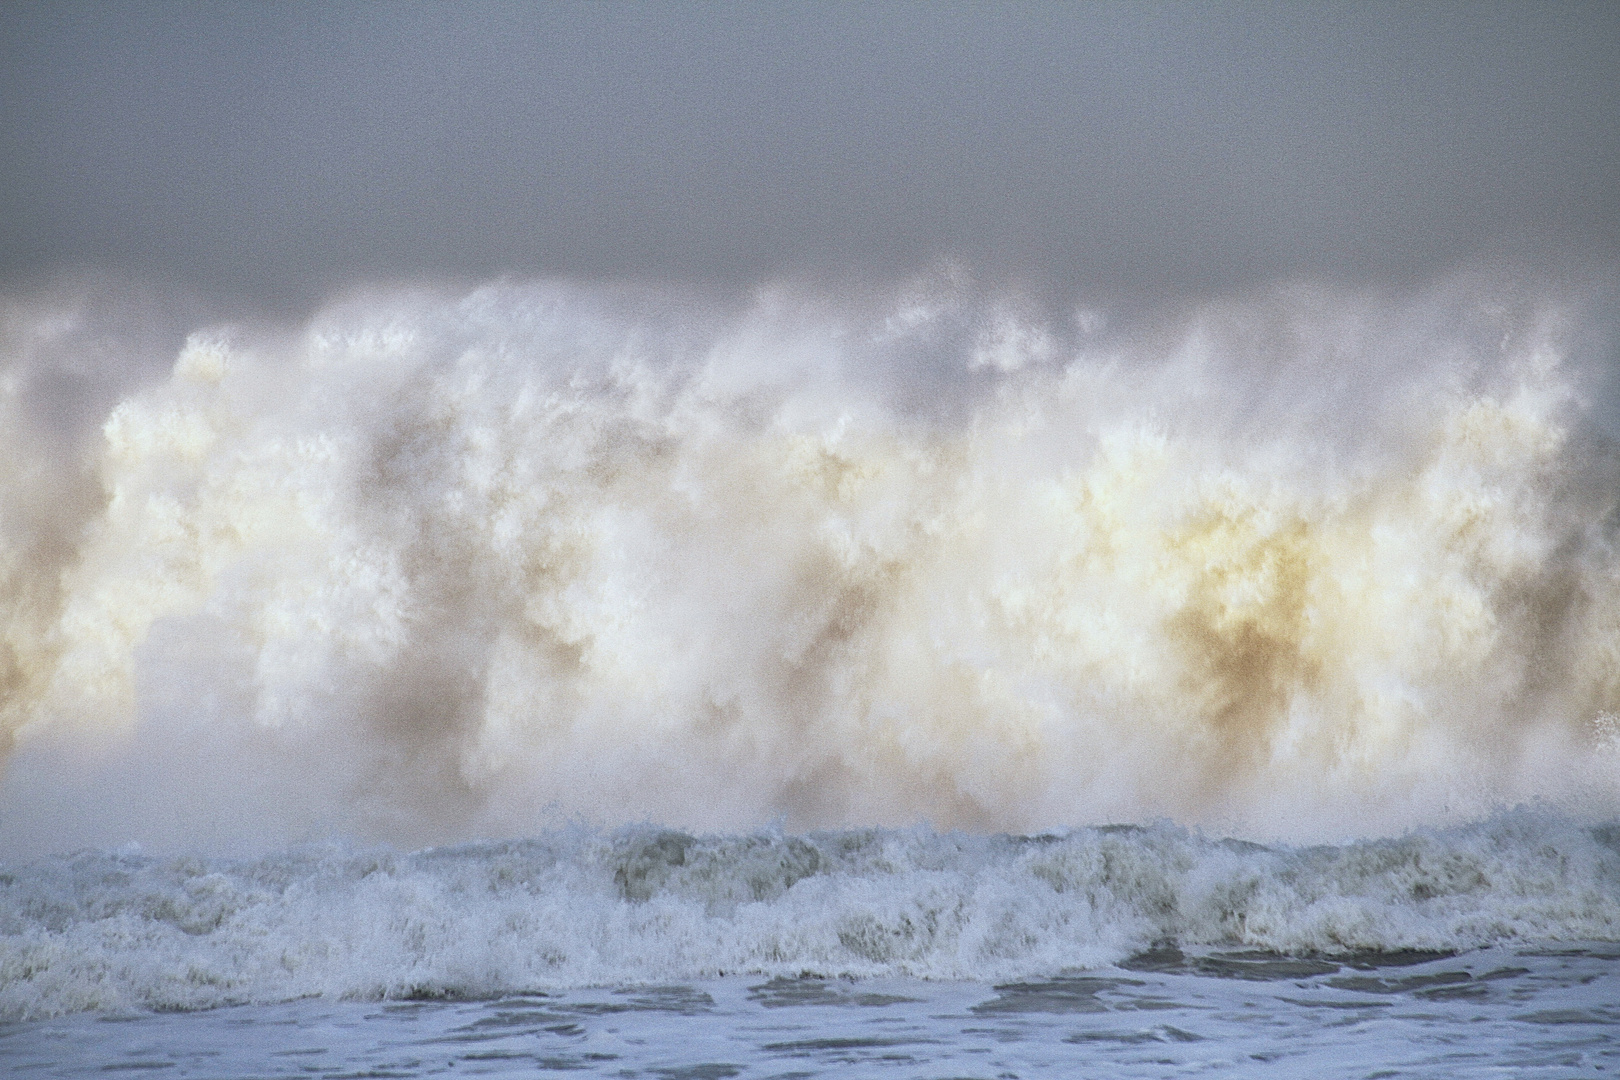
[
  {"x1": 2, "y1": 272, "x2": 1620, "y2": 1071},
  {"x1": 5, "y1": 950, "x2": 1619, "y2": 1078},
  {"x1": 2, "y1": 820, "x2": 1619, "y2": 1076}
]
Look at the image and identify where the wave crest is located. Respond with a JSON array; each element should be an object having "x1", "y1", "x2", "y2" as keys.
[
  {"x1": 1, "y1": 274, "x2": 1619, "y2": 850},
  {"x1": 1, "y1": 814, "x2": 1616, "y2": 1019}
]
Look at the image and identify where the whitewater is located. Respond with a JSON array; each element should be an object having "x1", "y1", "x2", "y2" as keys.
[{"x1": 2, "y1": 270, "x2": 1618, "y2": 1074}]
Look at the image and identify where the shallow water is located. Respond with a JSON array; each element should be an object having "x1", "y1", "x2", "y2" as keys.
[{"x1": 5, "y1": 945, "x2": 1616, "y2": 1079}]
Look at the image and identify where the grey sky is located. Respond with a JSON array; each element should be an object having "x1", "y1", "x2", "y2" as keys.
[{"x1": 3, "y1": 1, "x2": 1617, "y2": 305}]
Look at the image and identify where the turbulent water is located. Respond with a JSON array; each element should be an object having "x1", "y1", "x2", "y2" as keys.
[
  {"x1": 6, "y1": 952, "x2": 1620, "y2": 1079},
  {"x1": 1, "y1": 270, "x2": 1619, "y2": 1070},
  {"x1": 3, "y1": 271, "x2": 1620, "y2": 853},
  {"x1": 2, "y1": 814, "x2": 1619, "y2": 1018},
  {"x1": 1, "y1": 817, "x2": 1618, "y2": 1074}
]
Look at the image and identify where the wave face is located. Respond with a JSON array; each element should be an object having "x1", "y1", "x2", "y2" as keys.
[
  {"x1": 1, "y1": 816, "x2": 1617, "y2": 1019},
  {"x1": 1, "y1": 271, "x2": 1620, "y2": 853}
]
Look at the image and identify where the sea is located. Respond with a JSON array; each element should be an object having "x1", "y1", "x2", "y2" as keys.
[
  {"x1": 3, "y1": 820, "x2": 1620, "y2": 1077},
  {"x1": 2, "y1": 271, "x2": 1619, "y2": 1074}
]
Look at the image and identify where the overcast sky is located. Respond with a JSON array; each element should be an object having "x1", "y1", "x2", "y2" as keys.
[{"x1": 3, "y1": 1, "x2": 1617, "y2": 305}]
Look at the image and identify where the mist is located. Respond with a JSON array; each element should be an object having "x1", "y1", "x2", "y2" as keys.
[{"x1": 0, "y1": 270, "x2": 1617, "y2": 857}]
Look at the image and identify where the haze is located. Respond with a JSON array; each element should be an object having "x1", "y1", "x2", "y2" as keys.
[{"x1": 3, "y1": 1, "x2": 1617, "y2": 306}]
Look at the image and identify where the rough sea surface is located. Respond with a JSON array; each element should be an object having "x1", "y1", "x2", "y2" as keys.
[
  {"x1": 4, "y1": 276, "x2": 1620, "y2": 1075},
  {"x1": 3, "y1": 946, "x2": 1617, "y2": 1077},
  {"x1": 2, "y1": 818, "x2": 1619, "y2": 1075}
]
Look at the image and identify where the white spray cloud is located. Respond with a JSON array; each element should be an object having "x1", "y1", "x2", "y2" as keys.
[{"x1": 1, "y1": 272, "x2": 1617, "y2": 855}]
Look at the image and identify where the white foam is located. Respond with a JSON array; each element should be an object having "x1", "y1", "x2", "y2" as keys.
[
  {"x1": 0, "y1": 814, "x2": 1616, "y2": 1019},
  {"x1": 0, "y1": 273, "x2": 1619, "y2": 854}
]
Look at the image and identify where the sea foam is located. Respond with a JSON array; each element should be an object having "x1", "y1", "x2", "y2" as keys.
[{"x1": 1, "y1": 814, "x2": 1617, "y2": 1020}]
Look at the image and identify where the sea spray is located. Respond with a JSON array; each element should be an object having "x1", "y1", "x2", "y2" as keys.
[{"x1": 1, "y1": 272, "x2": 1619, "y2": 853}]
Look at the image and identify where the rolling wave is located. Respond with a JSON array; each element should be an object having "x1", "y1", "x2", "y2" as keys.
[{"x1": 1, "y1": 814, "x2": 1616, "y2": 1019}]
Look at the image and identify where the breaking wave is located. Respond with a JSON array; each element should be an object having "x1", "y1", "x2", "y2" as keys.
[
  {"x1": 2, "y1": 814, "x2": 1618, "y2": 1019},
  {"x1": 1, "y1": 269, "x2": 1620, "y2": 854}
]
